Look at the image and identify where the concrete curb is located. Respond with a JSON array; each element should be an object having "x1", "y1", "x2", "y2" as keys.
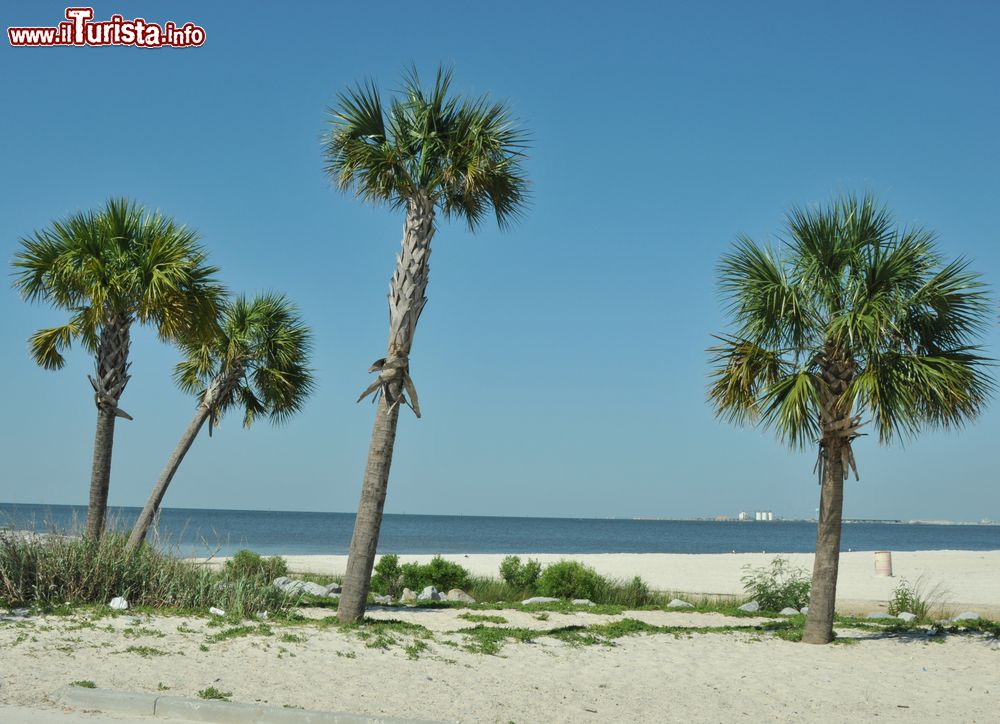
[{"x1": 51, "y1": 686, "x2": 445, "y2": 723}]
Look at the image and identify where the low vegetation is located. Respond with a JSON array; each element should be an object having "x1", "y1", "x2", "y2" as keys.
[
  {"x1": 887, "y1": 577, "x2": 948, "y2": 622},
  {"x1": 740, "y1": 557, "x2": 811, "y2": 612},
  {"x1": 223, "y1": 550, "x2": 288, "y2": 584},
  {"x1": 0, "y1": 532, "x2": 296, "y2": 618}
]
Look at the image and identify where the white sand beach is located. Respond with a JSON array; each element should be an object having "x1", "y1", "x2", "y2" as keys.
[
  {"x1": 272, "y1": 549, "x2": 1000, "y2": 616},
  {"x1": 2, "y1": 603, "x2": 998, "y2": 723}
]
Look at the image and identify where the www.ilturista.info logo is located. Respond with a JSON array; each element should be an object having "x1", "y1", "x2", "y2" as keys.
[{"x1": 8, "y1": 7, "x2": 206, "y2": 48}]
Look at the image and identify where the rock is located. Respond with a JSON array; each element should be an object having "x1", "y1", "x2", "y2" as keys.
[
  {"x1": 209, "y1": 607, "x2": 226, "y2": 617},
  {"x1": 779, "y1": 607, "x2": 800, "y2": 616},
  {"x1": 800, "y1": 606, "x2": 808, "y2": 614},
  {"x1": 273, "y1": 577, "x2": 337, "y2": 598},
  {"x1": 256, "y1": 611, "x2": 269, "y2": 620},
  {"x1": 324, "y1": 582, "x2": 342, "y2": 595},
  {"x1": 373, "y1": 594, "x2": 393, "y2": 605},
  {"x1": 417, "y1": 586, "x2": 441, "y2": 601},
  {"x1": 521, "y1": 596, "x2": 559, "y2": 605},
  {"x1": 991, "y1": 640, "x2": 1000, "y2": 651},
  {"x1": 866, "y1": 612, "x2": 895, "y2": 620},
  {"x1": 738, "y1": 601, "x2": 760, "y2": 613},
  {"x1": 572, "y1": 599, "x2": 596, "y2": 607},
  {"x1": 109, "y1": 597, "x2": 129, "y2": 611},
  {"x1": 447, "y1": 589, "x2": 476, "y2": 604},
  {"x1": 954, "y1": 611, "x2": 980, "y2": 621},
  {"x1": 897, "y1": 612, "x2": 918, "y2": 622},
  {"x1": 400, "y1": 588, "x2": 417, "y2": 604},
  {"x1": 667, "y1": 599, "x2": 694, "y2": 609}
]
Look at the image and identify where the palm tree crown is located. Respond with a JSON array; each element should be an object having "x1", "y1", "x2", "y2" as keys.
[
  {"x1": 709, "y1": 194, "x2": 993, "y2": 462},
  {"x1": 323, "y1": 66, "x2": 529, "y2": 228},
  {"x1": 12, "y1": 197, "x2": 223, "y2": 370},
  {"x1": 173, "y1": 293, "x2": 314, "y2": 431}
]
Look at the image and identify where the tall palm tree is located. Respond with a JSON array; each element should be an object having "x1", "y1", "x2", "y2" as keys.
[
  {"x1": 323, "y1": 66, "x2": 529, "y2": 622},
  {"x1": 708, "y1": 194, "x2": 993, "y2": 644},
  {"x1": 127, "y1": 293, "x2": 314, "y2": 550},
  {"x1": 12, "y1": 198, "x2": 223, "y2": 539}
]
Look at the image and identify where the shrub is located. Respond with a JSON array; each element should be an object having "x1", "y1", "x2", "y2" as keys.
[
  {"x1": 370, "y1": 554, "x2": 472, "y2": 596},
  {"x1": 223, "y1": 550, "x2": 288, "y2": 583},
  {"x1": 499, "y1": 556, "x2": 542, "y2": 590},
  {"x1": 401, "y1": 556, "x2": 471, "y2": 592},
  {"x1": 537, "y1": 560, "x2": 607, "y2": 600},
  {"x1": 887, "y1": 577, "x2": 947, "y2": 622},
  {"x1": 370, "y1": 554, "x2": 403, "y2": 597},
  {"x1": 740, "y1": 557, "x2": 810, "y2": 612}
]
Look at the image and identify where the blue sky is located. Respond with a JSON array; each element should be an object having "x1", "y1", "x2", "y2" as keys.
[{"x1": 1, "y1": 1, "x2": 998, "y2": 521}]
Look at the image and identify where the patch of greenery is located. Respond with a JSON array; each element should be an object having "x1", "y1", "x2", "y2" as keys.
[
  {"x1": 279, "y1": 632, "x2": 306, "y2": 643},
  {"x1": 371, "y1": 555, "x2": 472, "y2": 597},
  {"x1": 71, "y1": 680, "x2": 96, "y2": 688},
  {"x1": 121, "y1": 645, "x2": 168, "y2": 657},
  {"x1": 123, "y1": 626, "x2": 165, "y2": 639},
  {"x1": 741, "y1": 557, "x2": 810, "y2": 612},
  {"x1": 458, "y1": 613, "x2": 508, "y2": 624},
  {"x1": 223, "y1": 550, "x2": 288, "y2": 583},
  {"x1": 197, "y1": 687, "x2": 231, "y2": 701},
  {"x1": 499, "y1": 556, "x2": 541, "y2": 590},
  {"x1": 404, "y1": 639, "x2": 429, "y2": 659},
  {"x1": 205, "y1": 624, "x2": 273, "y2": 643}
]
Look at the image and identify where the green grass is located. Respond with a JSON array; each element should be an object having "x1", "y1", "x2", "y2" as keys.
[
  {"x1": 70, "y1": 680, "x2": 96, "y2": 688},
  {"x1": 205, "y1": 623, "x2": 273, "y2": 643},
  {"x1": 457, "y1": 613, "x2": 507, "y2": 624},
  {"x1": 120, "y1": 645, "x2": 168, "y2": 657},
  {"x1": 0, "y1": 531, "x2": 299, "y2": 618},
  {"x1": 197, "y1": 687, "x2": 231, "y2": 702}
]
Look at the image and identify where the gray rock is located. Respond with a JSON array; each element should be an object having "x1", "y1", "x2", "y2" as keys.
[
  {"x1": 209, "y1": 607, "x2": 226, "y2": 617},
  {"x1": 800, "y1": 606, "x2": 808, "y2": 614},
  {"x1": 324, "y1": 582, "x2": 342, "y2": 595},
  {"x1": 109, "y1": 597, "x2": 129, "y2": 611},
  {"x1": 572, "y1": 599, "x2": 596, "y2": 607},
  {"x1": 667, "y1": 599, "x2": 694, "y2": 609},
  {"x1": 779, "y1": 607, "x2": 800, "y2": 616},
  {"x1": 521, "y1": 596, "x2": 559, "y2": 605},
  {"x1": 866, "y1": 612, "x2": 895, "y2": 620},
  {"x1": 990, "y1": 640, "x2": 1000, "y2": 651},
  {"x1": 954, "y1": 611, "x2": 981, "y2": 621},
  {"x1": 12, "y1": 608, "x2": 30, "y2": 617},
  {"x1": 897, "y1": 612, "x2": 918, "y2": 622},
  {"x1": 400, "y1": 588, "x2": 417, "y2": 604},
  {"x1": 738, "y1": 601, "x2": 760, "y2": 613},
  {"x1": 373, "y1": 594, "x2": 393, "y2": 605},
  {"x1": 273, "y1": 577, "x2": 336, "y2": 598},
  {"x1": 447, "y1": 589, "x2": 476, "y2": 604},
  {"x1": 417, "y1": 586, "x2": 440, "y2": 601}
]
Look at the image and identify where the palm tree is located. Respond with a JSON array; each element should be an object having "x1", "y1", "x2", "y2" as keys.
[
  {"x1": 708, "y1": 194, "x2": 993, "y2": 644},
  {"x1": 12, "y1": 198, "x2": 223, "y2": 539},
  {"x1": 127, "y1": 293, "x2": 314, "y2": 550},
  {"x1": 323, "y1": 66, "x2": 529, "y2": 622}
]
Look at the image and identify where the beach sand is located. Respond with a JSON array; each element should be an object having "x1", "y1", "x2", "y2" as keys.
[
  {"x1": 1, "y1": 604, "x2": 997, "y2": 722},
  {"x1": 4, "y1": 550, "x2": 997, "y2": 722},
  {"x1": 272, "y1": 549, "x2": 1000, "y2": 616}
]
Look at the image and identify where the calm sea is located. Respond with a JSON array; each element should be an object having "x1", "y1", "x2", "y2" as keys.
[{"x1": 1, "y1": 503, "x2": 997, "y2": 557}]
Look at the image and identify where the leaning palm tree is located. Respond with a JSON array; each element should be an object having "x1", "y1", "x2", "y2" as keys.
[
  {"x1": 708, "y1": 194, "x2": 993, "y2": 644},
  {"x1": 12, "y1": 198, "x2": 223, "y2": 539},
  {"x1": 127, "y1": 293, "x2": 314, "y2": 550},
  {"x1": 323, "y1": 66, "x2": 528, "y2": 622}
]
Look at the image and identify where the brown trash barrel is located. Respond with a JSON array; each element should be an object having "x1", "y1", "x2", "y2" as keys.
[{"x1": 874, "y1": 550, "x2": 893, "y2": 577}]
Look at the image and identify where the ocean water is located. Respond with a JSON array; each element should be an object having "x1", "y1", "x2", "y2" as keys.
[{"x1": 2, "y1": 503, "x2": 998, "y2": 557}]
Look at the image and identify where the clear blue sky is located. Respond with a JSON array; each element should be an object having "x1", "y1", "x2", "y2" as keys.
[{"x1": 1, "y1": 1, "x2": 998, "y2": 521}]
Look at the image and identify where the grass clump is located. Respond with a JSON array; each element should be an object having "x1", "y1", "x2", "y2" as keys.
[
  {"x1": 223, "y1": 550, "x2": 288, "y2": 584},
  {"x1": 458, "y1": 612, "x2": 507, "y2": 624},
  {"x1": 197, "y1": 686, "x2": 231, "y2": 701},
  {"x1": 740, "y1": 557, "x2": 810, "y2": 612},
  {"x1": 0, "y1": 531, "x2": 297, "y2": 619},
  {"x1": 71, "y1": 680, "x2": 96, "y2": 688},
  {"x1": 887, "y1": 577, "x2": 948, "y2": 622}
]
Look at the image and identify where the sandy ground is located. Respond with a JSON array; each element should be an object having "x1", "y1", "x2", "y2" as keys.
[
  {"x1": 1, "y1": 605, "x2": 997, "y2": 723},
  {"x1": 268, "y1": 550, "x2": 1000, "y2": 616}
]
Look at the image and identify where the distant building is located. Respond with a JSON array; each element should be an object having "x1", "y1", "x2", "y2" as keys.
[
  {"x1": 754, "y1": 511, "x2": 774, "y2": 521},
  {"x1": 738, "y1": 511, "x2": 751, "y2": 521}
]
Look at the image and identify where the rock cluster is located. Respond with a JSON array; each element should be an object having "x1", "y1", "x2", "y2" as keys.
[{"x1": 272, "y1": 577, "x2": 341, "y2": 598}]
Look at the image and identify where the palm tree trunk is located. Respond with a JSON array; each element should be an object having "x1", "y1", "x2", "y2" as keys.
[
  {"x1": 84, "y1": 315, "x2": 132, "y2": 539},
  {"x1": 85, "y1": 408, "x2": 117, "y2": 539},
  {"x1": 338, "y1": 193, "x2": 435, "y2": 623},
  {"x1": 127, "y1": 405, "x2": 210, "y2": 550},
  {"x1": 802, "y1": 441, "x2": 845, "y2": 644}
]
